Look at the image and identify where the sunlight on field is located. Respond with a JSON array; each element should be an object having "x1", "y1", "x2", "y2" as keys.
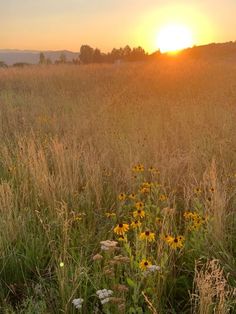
[{"x1": 0, "y1": 59, "x2": 236, "y2": 313}]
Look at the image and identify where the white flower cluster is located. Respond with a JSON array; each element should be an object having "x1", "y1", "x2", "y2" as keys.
[
  {"x1": 72, "y1": 298, "x2": 84, "y2": 309},
  {"x1": 96, "y1": 289, "x2": 113, "y2": 304},
  {"x1": 100, "y1": 240, "x2": 118, "y2": 251},
  {"x1": 144, "y1": 265, "x2": 161, "y2": 276}
]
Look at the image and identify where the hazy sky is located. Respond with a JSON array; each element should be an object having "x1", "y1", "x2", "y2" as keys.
[{"x1": 1, "y1": 0, "x2": 236, "y2": 52}]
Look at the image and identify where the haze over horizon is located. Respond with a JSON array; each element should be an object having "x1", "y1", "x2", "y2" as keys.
[{"x1": 1, "y1": 0, "x2": 236, "y2": 53}]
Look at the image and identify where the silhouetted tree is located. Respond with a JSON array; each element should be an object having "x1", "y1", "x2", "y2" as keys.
[
  {"x1": 39, "y1": 52, "x2": 46, "y2": 64},
  {"x1": 59, "y1": 53, "x2": 66, "y2": 63},
  {"x1": 46, "y1": 58, "x2": 52, "y2": 65},
  {"x1": 80, "y1": 45, "x2": 94, "y2": 64},
  {"x1": 93, "y1": 48, "x2": 102, "y2": 63},
  {"x1": 0, "y1": 61, "x2": 7, "y2": 68}
]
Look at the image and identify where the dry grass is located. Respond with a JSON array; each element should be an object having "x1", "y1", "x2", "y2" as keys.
[{"x1": 0, "y1": 58, "x2": 236, "y2": 313}]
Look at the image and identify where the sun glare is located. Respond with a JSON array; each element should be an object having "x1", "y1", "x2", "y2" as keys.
[{"x1": 157, "y1": 24, "x2": 194, "y2": 53}]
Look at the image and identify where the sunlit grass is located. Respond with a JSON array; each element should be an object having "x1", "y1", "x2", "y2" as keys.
[{"x1": 0, "y1": 59, "x2": 236, "y2": 313}]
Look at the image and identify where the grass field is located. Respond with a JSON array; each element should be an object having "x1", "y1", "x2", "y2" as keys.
[{"x1": 0, "y1": 58, "x2": 236, "y2": 313}]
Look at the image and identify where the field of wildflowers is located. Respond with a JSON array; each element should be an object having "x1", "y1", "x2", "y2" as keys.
[{"x1": 0, "y1": 58, "x2": 236, "y2": 313}]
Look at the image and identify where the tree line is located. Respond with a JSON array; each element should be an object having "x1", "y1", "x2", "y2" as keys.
[{"x1": 39, "y1": 45, "x2": 149, "y2": 65}]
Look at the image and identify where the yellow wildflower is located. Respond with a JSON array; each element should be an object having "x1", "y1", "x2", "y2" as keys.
[
  {"x1": 139, "y1": 259, "x2": 152, "y2": 271},
  {"x1": 135, "y1": 201, "x2": 144, "y2": 210},
  {"x1": 139, "y1": 230, "x2": 155, "y2": 242},
  {"x1": 130, "y1": 220, "x2": 142, "y2": 229},
  {"x1": 114, "y1": 223, "x2": 129, "y2": 235},
  {"x1": 159, "y1": 194, "x2": 167, "y2": 201},
  {"x1": 118, "y1": 193, "x2": 126, "y2": 201},
  {"x1": 133, "y1": 209, "x2": 145, "y2": 219}
]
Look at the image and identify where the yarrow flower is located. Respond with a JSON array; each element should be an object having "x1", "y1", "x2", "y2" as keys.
[
  {"x1": 72, "y1": 298, "x2": 84, "y2": 309},
  {"x1": 139, "y1": 230, "x2": 155, "y2": 242},
  {"x1": 100, "y1": 240, "x2": 118, "y2": 251},
  {"x1": 114, "y1": 223, "x2": 129, "y2": 235},
  {"x1": 96, "y1": 289, "x2": 113, "y2": 305}
]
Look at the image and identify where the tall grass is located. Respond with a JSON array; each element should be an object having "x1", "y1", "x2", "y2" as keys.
[{"x1": 0, "y1": 59, "x2": 236, "y2": 313}]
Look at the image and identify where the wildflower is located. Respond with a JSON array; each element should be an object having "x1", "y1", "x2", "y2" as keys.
[
  {"x1": 101, "y1": 298, "x2": 111, "y2": 304},
  {"x1": 96, "y1": 289, "x2": 113, "y2": 300},
  {"x1": 129, "y1": 193, "x2": 136, "y2": 200},
  {"x1": 148, "y1": 166, "x2": 159, "y2": 174},
  {"x1": 139, "y1": 259, "x2": 152, "y2": 271},
  {"x1": 162, "y1": 235, "x2": 174, "y2": 244},
  {"x1": 118, "y1": 193, "x2": 126, "y2": 201},
  {"x1": 132, "y1": 163, "x2": 144, "y2": 172},
  {"x1": 113, "y1": 284, "x2": 129, "y2": 292},
  {"x1": 100, "y1": 240, "x2": 118, "y2": 251},
  {"x1": 139, "y1": 230, "x2": 155, "y2": 242},
  {"x1": 168, "y1": 236, "x2": 185, "y2": 250},
  {"x1": 93, "y1": 254, "x2": 103, "y2": 261},
  {"x1": 111, "y1": 255, "x2": 130, "y2": 264},
  {"x1": 117, "y1": 235, "x2": 126, "y2": 242},
  {"x1": 72, "y1": 298, "x2": 84, "y2": 309},
  {"x1": 130, "y1": 220, "x2": 142, "y2": 229},
  {"x1": 159, "y1": 194, "x2": 167, "y2": 201},
  {"x1": 105, "y1": 212, "x2": 116, "y2": 218},
  {"x1": 139, "y1": 182, "x2": 152, "y2": 194},
  {"x1": 135, "y1": 201, "x2": 144, "y2": 210},
  {"x1": 194, "y1": 187, "x2": 202, "y2": 195},
  {"x1": 114, "y1": 223, "x2": 129, "y2": 235},
  {"x1": 155, "y1": 217, "x2": 162, "y2": 225},
  {"x1": 147, "y1": 265, "x2": 161, "y2": 272},
  {"x1": 133, "y1": 209, "x2": 145, "y2": 219},
  {"x1": 59, "y1": 262, "x2": 64, "y2": 268}
]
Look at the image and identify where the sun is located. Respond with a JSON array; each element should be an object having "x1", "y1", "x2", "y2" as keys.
[{"x1": 157, "y1": 24, "x2": 194, "y2": 53}]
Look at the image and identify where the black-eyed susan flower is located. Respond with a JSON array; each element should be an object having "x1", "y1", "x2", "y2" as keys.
[
  {"x1": 130, "y1": 220, "x2": 142, "y2": 229},
  {"x1": 168, "y1": 236, "x2": 184, "y2": 250},
  {"x1": 132, "y1": 163, "x2": 144, "y2": 172},
  {"x1": 155, "y1": 217, "x2": 162, "y2": 225},
  {"x1": 209, "y1": 187, "x2": 215, "y2": 193},
  {"x1": 139, "y1": 230, "x2": 155, "y2": 242},
  {"x1": 118, "y1": 193, "x2": 126, "y2": 201},
  {"x1": 129, "y1": 193, "x2": 136, "y2": 200},
  {"x1": 133, "y1": 209, "x2": 145, "y2": 219},
  {"x1": 159, "y1": 194, "x2": 167, "y2": 201},
  {"x1": 114, "y1": 223, "x2": 129, "y2": 235},
  {"x1": 117, "y1": 235, "x2": 126, "y2": 242},
  {"x1": 135, "y1": 201, "x2": 144, "y2": 210},
  {"x1": 194, "y1": 187, "x2": 202, "y2": 195},
  {"x1": 162, "y1": 235, "x2": 174, "y2": 244},
  {"x1": 139, "y1": 259, "x2": 152, "y2": 271}
]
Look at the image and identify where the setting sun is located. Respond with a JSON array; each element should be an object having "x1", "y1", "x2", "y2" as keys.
[{"x1": 157, "y1": 24, "x2": 194, "y2": 53}]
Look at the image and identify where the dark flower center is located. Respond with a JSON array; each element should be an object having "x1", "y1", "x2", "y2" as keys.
[
  {"x1": 145, "y1": 231, "x2": 150, "y2": 236},
  {"x1": 119, "y1": 224, "x2": 123, "y2": 228}
]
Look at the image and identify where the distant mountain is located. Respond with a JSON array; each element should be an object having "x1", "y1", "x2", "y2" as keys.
[{"x1": 0, "y1": 49, "x2": 79, "y2": 65}]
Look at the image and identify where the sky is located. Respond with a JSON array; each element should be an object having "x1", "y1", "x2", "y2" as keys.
[{"x1": 1, "y1": 0, "x2": 236, "y2": 53}]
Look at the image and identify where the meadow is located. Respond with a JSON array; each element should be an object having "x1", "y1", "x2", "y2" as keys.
[{"x1": 0, "y1": 58, "x2": 236, "y2": 313}]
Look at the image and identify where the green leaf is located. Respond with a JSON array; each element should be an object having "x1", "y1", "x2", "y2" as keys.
[{"x1": 126, "y1": 277, "x2": 136, "y2": 288}]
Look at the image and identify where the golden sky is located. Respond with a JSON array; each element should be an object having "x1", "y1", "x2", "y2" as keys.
[{"x1": 1, "y1": 0, "x2": 236, "y2": 52}]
